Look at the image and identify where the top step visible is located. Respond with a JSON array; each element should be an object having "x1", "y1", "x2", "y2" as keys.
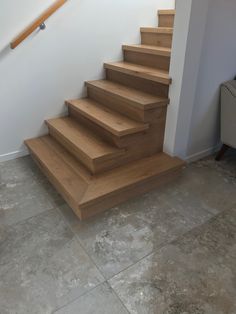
[
  {"x1": 158, "y1": 10, "x2": 176, "y2": 28},
  {"x1": 141, "y1": 28, "x2": 173, "y2": 48},
  {"x1": 158, "y1": 10, "x2": 176, "y2": 15}
]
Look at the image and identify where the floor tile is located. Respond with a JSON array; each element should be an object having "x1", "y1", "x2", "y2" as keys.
[
  {"x1": 158, "y1": 157, "x2": 236, "y2": 217},
  {"x1": 0, "y1": 209, "x2": 104, "y2": 314},
  {"x1": 59, "y1": 186, "x2": 212, "y2": 279},
  {"x1": 109, "y1": 207, "x2": 236, "y2": 314},
  {"x1": 54, "y1": 283, "x2": 129, "y2": 314},
  {"x1": 0, "y1": 157, "x2": 64, "y2": 226}
]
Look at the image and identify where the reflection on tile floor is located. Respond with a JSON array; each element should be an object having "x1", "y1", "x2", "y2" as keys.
[{"x1": 0, "y1": 152, "x2": 235, "y2": 313}]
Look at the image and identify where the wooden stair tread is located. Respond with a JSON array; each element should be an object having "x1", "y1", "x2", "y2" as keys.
[
  {"x1": 141, "y1": 27, "x2": 173, "y2": 34},
  {"x1": 67, "y1": 98, "x2": 149, "y2": 136},
  {"x1": 25, "y1": 136, "x2": 89, "y2": 211},
  {"x1": 86, "y1": 80, "x2": 169, "y2": 110},
  {"x1": 104, "y1": 61, "x2": 171, "y2": 85},
  {"x1": 81, "y1": 153, "x2": 184, "y2": 207},
  {"x1": 46, "y1": 117, "x2": 124, "y2": 161},
  {"x1": 158, "y1": 10, "x2": 176, "y2": 15},
  {"x1": 123, "y1": 44, "x2": 171, "y2": 57}
]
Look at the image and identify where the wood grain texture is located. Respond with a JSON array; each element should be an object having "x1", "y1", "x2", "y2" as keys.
[
  {"x1": 86, "y1": 80, "x2": 169, "y2": 122},
  {"x1": 66, "y1": 98, "x2": 149, "y2": 136},
  {"x1": 158, "y1": 10, "x2": 176, "y2": 28},
  {"x1": 10, "y1": 0, "x2": 67, "y2": 49},
  {"x1": 141, "y1": 28, "x2": 173, "y2": 48},
  {"x1": 106, "y1": 69, "x2": 169, "y2": 98},
  {"x1": 25, "y1": 135, "x2": 184, "y2": 220},
  {"x1": 46, "y1": 117, "x2": 125, "y2": 174},
  {"x1": 104, "y1": 62, "x2": 171, "y2": 85}
]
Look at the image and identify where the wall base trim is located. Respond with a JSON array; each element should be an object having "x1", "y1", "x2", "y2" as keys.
[
  {"x1": 0, "y1": 149, "x2": 29, "y2": 163},
  {"x1": 186, "y1": 143, "x2": 221, "y2": 163}
]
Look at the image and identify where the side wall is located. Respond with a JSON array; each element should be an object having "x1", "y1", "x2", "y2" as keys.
[
  {"x1": 186, "y1": 0, "x2": 236, "y2": 160},
  {"x1": 0, "y1": 0, "x2": 174, "y2": 161}
]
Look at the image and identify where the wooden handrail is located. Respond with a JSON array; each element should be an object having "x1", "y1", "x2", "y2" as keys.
[{"x1": 10, "y1": 0, "x2": 67, "y2": 49}]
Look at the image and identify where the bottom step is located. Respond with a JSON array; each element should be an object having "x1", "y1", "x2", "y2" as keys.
[{"x1": 25, "y1": 136, "x2": 184, "y2": 220}]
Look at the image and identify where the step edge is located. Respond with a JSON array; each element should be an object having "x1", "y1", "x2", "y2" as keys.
[
  {"x1": 46, "y1": 118, "x2": 125, "y2": 161},
  {"x1": 140, "y1": 27, "x2": 173, "y2": 34},
  {"x1": 122, "y1": 44, "x2": 171, "y2": 57},
  {"x1": 104, "y1": 62, "x2": 172, "y2": 85},
  {"x1": 66, "y1": 99, "x2": 150, "y2": 137},
  {"x1": 85, "y1": 81, "x2": 169, "y2": 109}
]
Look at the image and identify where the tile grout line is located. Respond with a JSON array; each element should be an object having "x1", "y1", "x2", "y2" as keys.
[
  {"x1": 55, "y1": 206, "x2": 132, "y2": 312},
  {"x1": 105, "y1": 206, "x2": 231, "y2": 283}
]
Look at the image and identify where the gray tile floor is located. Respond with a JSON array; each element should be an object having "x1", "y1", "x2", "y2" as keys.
[{"x1": 0, "y1": 152, "x2": 236, "y2": 314}]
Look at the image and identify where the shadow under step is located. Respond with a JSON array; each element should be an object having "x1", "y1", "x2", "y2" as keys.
[{"x1": 25, "y1": 135, "x2": 185, "y2": 220}]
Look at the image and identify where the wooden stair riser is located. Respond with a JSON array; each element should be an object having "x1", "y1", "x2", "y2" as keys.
[
  {"x1": 69, "y1": 104, "x2": 167, "y2": 149},
  {"x1": 124, "y1": 50, "x2": 170, "y2": 71},
  {"x1": 106, "y1": 69, "x2": 169, "y2": 98},
  {"x1": 141, "y1": 32, "x2": 173, "y2": 48},
  {"x1": 87, "y1": 85, "x2": 168, "y2": 123},
  {"x1": 158, "y1": 14, "x2": 175, "y2": 28}
]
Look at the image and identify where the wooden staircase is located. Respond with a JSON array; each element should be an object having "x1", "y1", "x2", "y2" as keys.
[{"x1": 25, "y1": 9, "x2": 184, "y2": 220}]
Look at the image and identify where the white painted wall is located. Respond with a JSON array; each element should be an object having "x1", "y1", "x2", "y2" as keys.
[
  {"x1": 166, "y1": 0, "x2": 236, "y2": 161},
  {"x1": 186, "y1": 0, "x2": 236, "y2": 159},
  {"x1": 0, "y1": 0, "x2": 174, "y2": 161}
]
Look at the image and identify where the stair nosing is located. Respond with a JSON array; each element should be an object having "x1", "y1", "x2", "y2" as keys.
[{"x1": 140, "y1": 27, "x2": 173, "y2": 34}]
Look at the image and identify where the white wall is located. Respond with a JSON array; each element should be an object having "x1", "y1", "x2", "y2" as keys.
[
  {"x1": 0, "y1": 0, "x2": 174, "y2": 161},
  {"x1": 186, "y1": 0, "x2": 236, "y2": 159},
  {"x1": 167, "y1": 0, "x2": 236, "y2": 161}
]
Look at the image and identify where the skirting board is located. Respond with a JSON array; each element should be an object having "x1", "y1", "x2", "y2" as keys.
[
  {"x1": 0, "y1": 149, "x2": 29, "y2": 163},
  {"x1": 186, "y1": 143, "x2": 221, "y2": 163}
]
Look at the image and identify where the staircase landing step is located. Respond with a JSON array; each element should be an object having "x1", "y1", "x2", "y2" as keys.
[{"x1": 25, "y1": 135, "x2": 185, "y2": 220}]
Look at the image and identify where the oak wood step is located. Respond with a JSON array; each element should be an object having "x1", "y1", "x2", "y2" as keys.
[
  {"x1": 141, "y1": 27, "x2": 173, "y2": 34},
  {"x1": 66, "y1": 98, "x2": 149, "y2": 137},
  {"x1": 46, "y1": 117, "x2": 125, "y2": 174},
  {"x1": 86, "y1": 80, "x2": 168, "y2": 123},
  {"x1": 122, "y1": 44, "x2": 171, "y2": 57},
  {"x1": 158, "y1": 10, "x2": 176, "y2": 28},
  {"x1": 25, "y1": 135, "x2": 185, "y2": 220},
  {"x1": 158, "y1": 10, "x2": 176, "y2": 15},
  {"x1": 141, "y1": 27, "x2": 173, "y2": 48},
  {"x1": 104, "y1": 62, "x2": 171, "y2": 85},
  {"x1": 123, "y1": 44, "x2": 171, "y2": 71},
  {"x1": 86, "y1": 80, "x2": 169, "y2": 110}
]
